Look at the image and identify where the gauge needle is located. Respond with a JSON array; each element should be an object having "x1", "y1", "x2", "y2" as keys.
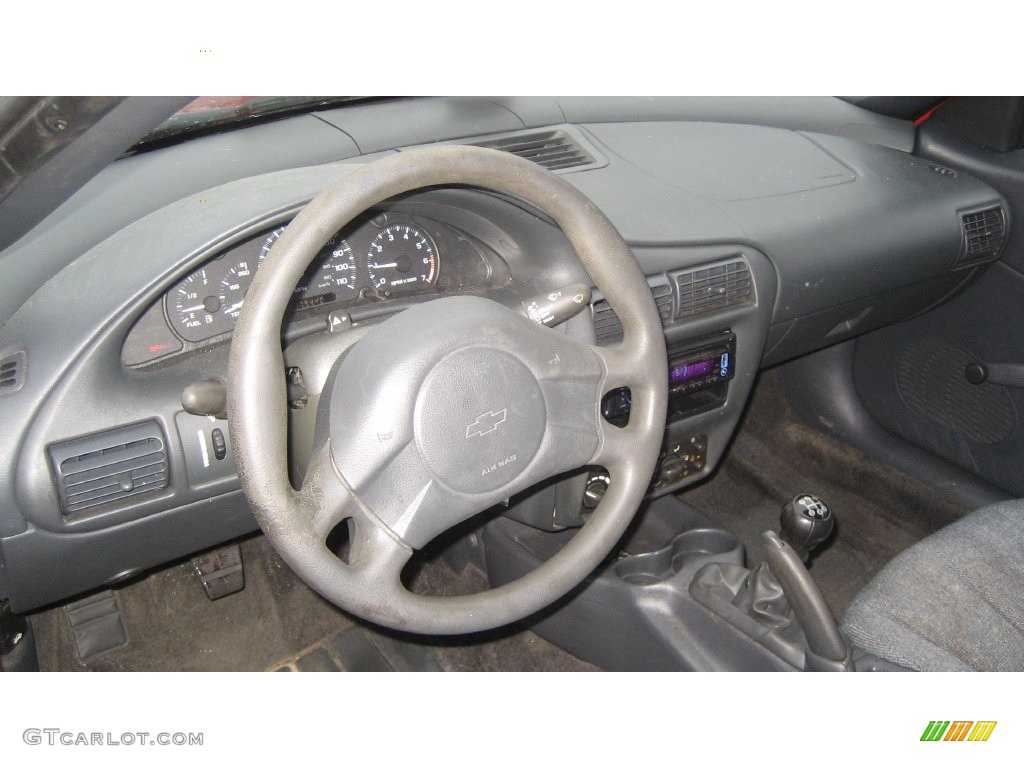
[
  {"x1": 370, "y1": 262, "x2": 398, "y2": 269},
  {"x1": 224, "y1": 301, "x2": 244, "y2": 315},
  {"x1": 179, "y1": 304, "x2": 206, "y2": 313}
]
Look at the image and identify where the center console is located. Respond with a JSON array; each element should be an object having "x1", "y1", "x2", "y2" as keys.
[
  {"x1": 483, "y1": 246, "x2": 799, "y2": 669},
  {"x1": 484, "y1": 494, "x2": 800, "y2": 671}
]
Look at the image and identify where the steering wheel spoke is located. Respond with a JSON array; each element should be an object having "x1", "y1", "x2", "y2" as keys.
[
  {"x1": 298, "y1": 444, "x2": 363, "y2": 541},
  {"x1": 292, "y1": 444, "x2": 415, "y2": 609},
  {"x1": 591, "y1": 343, "x2": 641, "y2": 391}
]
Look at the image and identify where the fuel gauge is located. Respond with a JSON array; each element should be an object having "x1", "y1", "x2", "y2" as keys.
[{"x1": 169, "y1": 268, "x2": 231, "y2": 341}]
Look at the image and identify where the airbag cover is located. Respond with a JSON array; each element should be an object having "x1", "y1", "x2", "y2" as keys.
[{"x1": 416, "y1": 347, "x2": 545, "y2": 494}]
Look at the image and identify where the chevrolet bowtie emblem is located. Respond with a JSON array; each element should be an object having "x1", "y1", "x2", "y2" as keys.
[{"x1": 465, "y1": 409, "x2": 508, "y2": 439}]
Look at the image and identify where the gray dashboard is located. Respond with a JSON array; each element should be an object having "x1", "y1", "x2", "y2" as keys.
[{"x1": 0, "y1": 97, "x2": 1007, "y2": 611}]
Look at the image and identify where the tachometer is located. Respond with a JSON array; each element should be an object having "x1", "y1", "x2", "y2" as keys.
[{"x1": 366, "y1": 224, "x2": 438, "y2": 296}]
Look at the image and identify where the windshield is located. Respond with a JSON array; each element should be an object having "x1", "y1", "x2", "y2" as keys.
[{"x1": 134, "y1": 96, "x2": 376, "y2": 148}]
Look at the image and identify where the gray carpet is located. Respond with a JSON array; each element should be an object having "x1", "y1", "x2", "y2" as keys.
[
  {"x1": 679, "y1": 370, "x2": 968, "y2": 616},
  {"x1": 31, "y1": 534, "x2": 596, "y2": 672}
]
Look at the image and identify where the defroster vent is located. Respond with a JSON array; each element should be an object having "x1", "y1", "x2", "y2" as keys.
[
  {"x1": 49, "y1": 421, "x2": 169, "y2": 516},
  {"x1": 592, "y1": 284, "x2": 673, "y2": 345},
  {"x1": 674, "y1": 259, "x2": 752, "y2": 318},
  {"x1": 957, "y1": 206, "x2": 1006, "y2": 268},
  {"x1": 469, "y1": 129, "x2": 596, "y2": 172}
]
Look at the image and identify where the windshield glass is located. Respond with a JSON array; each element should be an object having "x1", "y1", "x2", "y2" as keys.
[{"x1": 134, "y1": 96, "x2": 373, "y2": 148}]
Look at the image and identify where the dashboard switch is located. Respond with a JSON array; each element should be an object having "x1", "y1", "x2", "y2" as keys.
[
  {"x1": 211, "y1": 428, "x2": 227, "y2": 461},
  {"x1": 583, "y1": 473, "x2": 610, "y2": 509},
  {"x1": 654, "y1": 435, "x2": 707, "y2": 490},
  {"x1": 326, "y1": 310, "x2": 352, "y2": 333},
  {"x1": 601, "y1": 387, "x2": 632, "y2": 427},
  {"x1": 174, "y1": 412, "x2": 236, "y2": 488}
]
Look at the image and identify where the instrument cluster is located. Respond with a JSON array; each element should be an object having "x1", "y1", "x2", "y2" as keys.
[{"x1": 166, "y1": 214, "x2": 443, "y2": 343}]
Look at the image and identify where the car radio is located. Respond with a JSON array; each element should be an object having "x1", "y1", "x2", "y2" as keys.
[
  {"x1": 602, "y1": 330, "x2": 736, "y2": 426},
  {"x1": 666, "y1": 330, "x2": 735, "y2": 418}
]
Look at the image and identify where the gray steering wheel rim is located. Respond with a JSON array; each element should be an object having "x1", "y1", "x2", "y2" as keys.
[{"x1": 227, "y1": 145, "x2": 667, "y2": 634}]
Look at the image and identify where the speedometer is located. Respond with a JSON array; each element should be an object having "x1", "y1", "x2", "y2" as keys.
[
  {"x1": 302, "y1": 238, "x2": 358, "y2": 295},
  {"x1": 366, "y1": 224, "x2": 438, "y2": 296},
  {"x1": 259, "y1": 226, "x2": 285, "y2": 264}
]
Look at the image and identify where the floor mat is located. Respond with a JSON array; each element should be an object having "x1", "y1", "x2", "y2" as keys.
[
  {"x1": 679, "y1": 370, "x2": 967, "y2": 616},
  {"x1": 31, "y1": 534, "x2": 596, "y2": 672}
]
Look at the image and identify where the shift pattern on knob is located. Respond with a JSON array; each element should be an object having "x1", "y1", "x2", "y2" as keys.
[
  {"x1": 795, "y1": 495, "x2": 830, "y2": 520},
  {"x1": 780, "y1": 494, "x2": 834, "y2": 560}
]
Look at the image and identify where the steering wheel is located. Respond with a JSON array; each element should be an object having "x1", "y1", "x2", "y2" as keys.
[{"x1": 227, "y1": 146, "x2": 667, "y2": 634}]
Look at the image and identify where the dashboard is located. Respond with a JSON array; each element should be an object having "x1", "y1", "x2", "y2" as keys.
[{"x1": 0, "y1": 97, "x2": 1010, "y2": 614}]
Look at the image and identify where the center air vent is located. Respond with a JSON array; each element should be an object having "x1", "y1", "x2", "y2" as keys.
[
  {"x1": 592, "y1": 284, "x2": 673, "y2": 345},
  {"x1": 468, "y1": 128, "x2": 597, "y2": 172},
  {"x1": 957, "y1": 206, "x2": 1006, "y2": 268},
  {"x1": 673, "y1": 259, "x2": 752, "y2": 318},
  {"x1": 49, "y1": 421, "x2": 169, "y2": 516}
]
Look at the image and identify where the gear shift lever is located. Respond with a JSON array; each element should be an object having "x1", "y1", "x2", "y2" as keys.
[
  {"x1": 731, "y1": 493, "x2": 850, "y2": 670},
  {"x1": 761, "y1": 493, "x2": 850, "y2": 671},
  {"x1": 780, "y1": 494, "x2": 834, "y2": 562}
]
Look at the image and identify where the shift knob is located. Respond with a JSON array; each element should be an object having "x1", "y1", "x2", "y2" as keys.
[{"x1": 780, "y1": 494, "x2": 833, "y2": 561}]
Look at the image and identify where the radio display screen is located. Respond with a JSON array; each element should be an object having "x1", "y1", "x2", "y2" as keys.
[{"x1": 670, "y1": 357, "x2": 715, "y2": 385}]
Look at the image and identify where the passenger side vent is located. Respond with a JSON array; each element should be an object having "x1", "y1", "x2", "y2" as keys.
[
  {"x1": 592, "y1": 284, "x2": 673, "y2": 345},
  {"x1": 49, "y1": 421, "x2": 169, "y2": 516},
  {"x1": 957, "y1": 206, "x2": 1006, "y2": 268},
  {"x1": 469, "y1": 129, "x2": 596, "y2": 172},
  {"x1": 673, "y1": 259, "x2": 752, "y2": 318},
  {"x1": 0, "y1": 351, "x2": 26, "y2": 394}
]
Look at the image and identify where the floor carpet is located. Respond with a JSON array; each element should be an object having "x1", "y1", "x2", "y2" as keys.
[{"x1": 31, "y1": 534, "x2": 596, "y2": 672}]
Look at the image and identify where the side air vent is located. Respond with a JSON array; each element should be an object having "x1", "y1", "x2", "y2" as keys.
[
  {"x1": 49, "y1": 421, "x2": 169, "y2": 516},
  {"x1": 957, "y1": 206, "x2": 1006, "y2": 268},
  {"x1": 0, "y1": 350, "x2": 26, "y2": 394},
  {"x1": 673, "y1": 259, "x2": 752, "y2": 318},
  {"x1": 469, "y1": 129, "x2": 596, "y2": 172},
  {"x1": 592, "y1": 284, "x2": 673, "y2": 345}
]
